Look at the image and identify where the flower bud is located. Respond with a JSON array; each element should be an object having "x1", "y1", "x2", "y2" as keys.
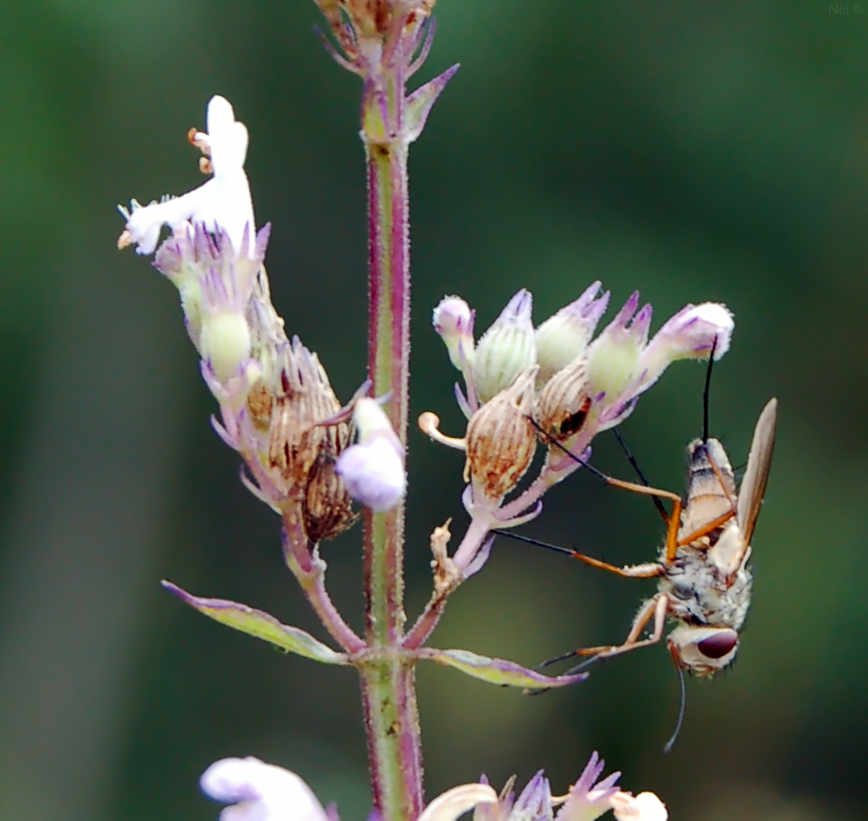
[
  {"x1": 535, "y1": 356, "x2": 593, "y2": 444},
  {"x1": 200, "y1": 310, "x2": 252, "y2": 384},
  {"x1": 585, "y1": 292, "x2": 651, "y2": 402},
  {"x1": 336, "y1": 398, "x2": 406, "y2": 512},
  {"x1": 153, "y1": 222, "x2": 270, "y2": 348},
  {"x1": 466, "y1": 369, "x2": 538, "y2": 503},
  {"x1": 472, "y1": 289, "x2": 536, "y2": 404},
  {"x1": 433, "y1": 295, "x2": 475, "y2": 370},
  {"x1": 534, "y1": 282, "x2": 610, "y2": 386},
  {"x1": 633, "y1": 302, "x2": 734, "y2": 395}
]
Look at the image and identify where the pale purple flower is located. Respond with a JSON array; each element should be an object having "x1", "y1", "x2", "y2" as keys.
[
  {"x1": 201, "y1": 757, "x2": 330, "y2": 821},
  {"x1": 585, "y1": 292, "x2": 652, "y2": 407},
  {"x1": 433, "y1": 295, "x2": 476, "y2": 370},
  {"x1": 535, "y1": 282, "x2": 611, "y2": 385},
  {"x1": 472, "y1": 289, "x2": 536, "y2": 404},
  {"x1": 336, "y1": 398, "x2": 406, "y2": 512},
  {"x1": 473, "y1": 754, "x2": 666, "y2": 821},
  {"x1": 118, "y1": 95, "x2": 255, "y2": 256},
  {"x1": 585, "y1": 294, "x2": 734, "y2": 432},
  {"x1": 631, "y1": 302, "x2": 734, "y2": 396}
]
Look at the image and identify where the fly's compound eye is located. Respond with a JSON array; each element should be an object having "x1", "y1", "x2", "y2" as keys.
[{"x1": 696, "y1": 631, "x2": 738, "y2": 659}]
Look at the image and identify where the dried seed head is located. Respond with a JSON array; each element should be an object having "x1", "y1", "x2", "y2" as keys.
[
  {"x1": 303, "y1": 445, "x2": 355, "y2": 543},
  {"x1": 245, "y1": 266, "x2": 289, "y2": 431},
  {"x1": 535, "y1": 356, "x2": 593, "y2": 444},
  {"x1": 267, "y1": 338, "x2": 344, "y2": 498},
  {"x1": 466, "y1": 369, "x2": 538, "y2": 503}
]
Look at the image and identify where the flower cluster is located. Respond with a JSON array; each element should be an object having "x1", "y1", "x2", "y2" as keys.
[
  {"x1": 423, "y1": 285, "x2": 734, "y2": 573},
  {"x1": 118, "y1": 96, "x2": 406, "y2": 541},
  {"x1": 200, "y1": 752, "x2": 666, "y2": 821}
]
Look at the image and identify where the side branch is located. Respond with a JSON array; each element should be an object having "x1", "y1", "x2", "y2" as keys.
[{"x1": 282, "y1": 508, "x2": 367, "y2": 654}]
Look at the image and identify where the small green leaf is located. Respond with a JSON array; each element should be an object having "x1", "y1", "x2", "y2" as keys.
[
  {"x1": 405, "y1": 64, "x2": 460, "y2": 143},
  {"x1": 162, "y1": 581, "x2": 349, "y2": 665},
  {"x1": 418, "y1": 648, "x2": 587, "y2": 690}
]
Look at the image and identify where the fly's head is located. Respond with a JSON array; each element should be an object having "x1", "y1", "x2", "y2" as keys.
[{"x1": 667, "y1": 625, "x2": 739, "y2": 676}]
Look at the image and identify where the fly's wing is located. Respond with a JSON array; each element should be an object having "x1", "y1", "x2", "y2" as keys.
[{"x1": 736, "y1": 398, "x2": 777, "y2": 546}]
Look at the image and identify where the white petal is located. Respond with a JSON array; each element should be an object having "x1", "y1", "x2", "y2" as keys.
[
  {"x1": 610, "y1": 792, "x2": 667, "y2": 821},
  {"x1": 201, "y1": 757, "x2": 329, "y2": 821},
  {"x1": 122, "y1": 95, "x2": 255, "y2": 256},
  {"x1": 418, "y1": 783, "x2": 498, "y2": 821},
  {"x1": 336, "y1": 436, "x2": 407, "y2": 512},
  {"x1": 353, "y1": 398, "x2": 402, "y2": 449},
  {"x1": 207, "y1": 95, "x2": 249, "y2": 174}
]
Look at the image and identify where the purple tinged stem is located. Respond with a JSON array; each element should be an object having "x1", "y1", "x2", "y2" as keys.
[
  {"x1": 360, "y1": 47, "x2": 424, "y2": 821},
  {"x1": 281, "y1": 511, "x2": 367, "y2": 654}
]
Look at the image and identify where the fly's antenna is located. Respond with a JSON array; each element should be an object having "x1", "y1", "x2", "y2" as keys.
[
  {"x1": 663, "y1": 664, "x2": 688, "y2": 754},
  {"x1": 702, "y1": 337, "x2": 718, "y2": 443},
  {"x1": 612, "y1": 428, "x2": 668, "y2": 522}
]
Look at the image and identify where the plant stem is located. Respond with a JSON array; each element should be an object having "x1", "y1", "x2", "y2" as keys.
[
  {"x1": 282, "y1": 512, "x2": 367, "y2": 654},
  {"x1": 358, "y1": 64, "x2": 424, "y2": 821}
]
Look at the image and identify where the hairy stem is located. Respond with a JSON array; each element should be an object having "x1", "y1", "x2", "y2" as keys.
[
  {"x1": 283, "y1": 510, "x2": 367, "y2": 654},
  {"x1": 359, "y1": 63, "x2": 424, "y2": 821}
]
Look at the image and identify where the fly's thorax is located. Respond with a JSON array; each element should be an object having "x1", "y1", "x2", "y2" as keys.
[
  {"x1": 707, "y1": 519, "x2": 747, "y2": 576},
  {"x1": 667, "y1": 625, "x2": 739, "y2": 676},
  {"x1": 680, "y1": 437, "x2": 737, "y2": 541},
  {"x1": 661, "y1": 549, "x2": 753, "y2": 631}
]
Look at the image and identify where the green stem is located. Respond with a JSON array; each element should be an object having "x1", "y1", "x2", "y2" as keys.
[{"x1": 358, "y1": 65, "x2": 424, "y2": 821}]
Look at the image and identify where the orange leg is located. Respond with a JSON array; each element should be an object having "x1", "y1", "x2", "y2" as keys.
[
  {"x1": 604, "y1": 477, "x2": 684, "y2": 563},
  {"x1": 676, "y1": 509, "x2": 736, "y2": 547},
  {"x1": 577, "y1": 593, "x2": 669, "y2": 660},
  {"x1": 570, "y1": 551, "x2": 663, "y2": 579}
]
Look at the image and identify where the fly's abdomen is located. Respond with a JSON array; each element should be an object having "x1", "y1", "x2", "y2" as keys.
[{"x1": 680, "y1": 438, "x2": 737, "y2": 541}]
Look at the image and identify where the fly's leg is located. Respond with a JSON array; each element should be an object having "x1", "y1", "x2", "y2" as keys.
[
  {"x1": 604, "y1": 477, "x2": 683, "y2": 563},
  {"x1": 570, "y1": 553, "x2": 663, "y2": 579},
  {"x1": 537, "y1": 594, "x2": 669, "y2": 675},
  {"x1": 575, "y1": 593, "x2": 669, "y2": 660}
]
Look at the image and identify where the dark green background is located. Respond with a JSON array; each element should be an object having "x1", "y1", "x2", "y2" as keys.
[{"x1": 0, "y1": 1, "x2": 865, "y2": 819}]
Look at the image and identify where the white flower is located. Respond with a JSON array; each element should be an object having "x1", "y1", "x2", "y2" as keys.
[
  {"x1": 201, "y1": 757, "x2": 329, "y2": 821},
  {"x1": 608, "y1": 793, "x2": 667, "y2": 821},
  {"x1": 336, "y1": 398, "x2": 406, "y2": 512},
  {"x1": 201, "y1": 757, "x2": 497, "y2": 821},
  {"x1": 118, "y1": 95, "x2": 255, "y2": 256}
]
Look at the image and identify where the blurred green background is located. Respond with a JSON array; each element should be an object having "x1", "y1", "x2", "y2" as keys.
[{"x1": 0, "y1": 0, "x2": 866, "y2": 818}]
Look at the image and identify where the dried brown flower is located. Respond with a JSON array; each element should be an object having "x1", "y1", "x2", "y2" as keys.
[
  {"x1": 267, "y1": 338, "x2": 345, "y2": 500},
  {"x1": 535, "y1": 356, "x2": 592, "y2": 444},
  {"x1": 466, "y1": 369, "x2": 538, "y2": 503}
]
